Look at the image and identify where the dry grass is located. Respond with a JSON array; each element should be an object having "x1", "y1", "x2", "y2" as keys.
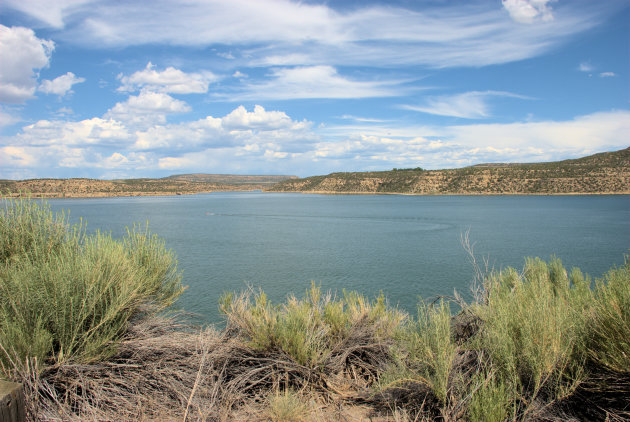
[{"x1": 17, "y1": 304, "x2": 401, "y2": 421}]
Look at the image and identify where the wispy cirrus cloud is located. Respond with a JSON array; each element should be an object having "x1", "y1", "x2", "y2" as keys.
[
  {"x1": 401, "y1": 91, "x2": 531, "y2": 119},
  {"x1": 2, "y1": 0, "x2": 93, "y2": 29},
  {"x1": 3, "y1": 0, "x2": 621, "y2": 69},
  {"x1": 339, "y1": 115, "x2": 389, "y2": 123},
  {"x1": 221, "y1": 66, "x2": 406, "y2": 100}
]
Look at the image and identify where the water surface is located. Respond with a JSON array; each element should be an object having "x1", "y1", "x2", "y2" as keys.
[{"x1": 47, "y1": 192, "x2": 630, "y2": 324}]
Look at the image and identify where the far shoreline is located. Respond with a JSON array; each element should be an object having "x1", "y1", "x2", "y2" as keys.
[
  {"x1": 265, "y1": 189, "x2": 630, "y2": 197},
  {"x1": 9, "y1": 189, "x2": 629, "y2": 199}
]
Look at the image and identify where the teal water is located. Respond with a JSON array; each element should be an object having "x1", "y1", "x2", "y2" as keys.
[{"x1": 47, "y1": 192, "x2": 630, "y2": 324}]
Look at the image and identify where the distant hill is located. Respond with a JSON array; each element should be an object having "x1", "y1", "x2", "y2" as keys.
[
  {"x1": 266, "y1": 148, "x2": 630, "y2": 195},
  {"x1": 0, "y1": 174, "x2": 296, "y2": 198}
]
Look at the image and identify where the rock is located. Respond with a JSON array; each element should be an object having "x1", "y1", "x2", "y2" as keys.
[{"x1": 0, "y1": 380, "x2": 25, "y2": 422}]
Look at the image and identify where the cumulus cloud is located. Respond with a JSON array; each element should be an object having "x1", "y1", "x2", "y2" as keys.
[
  {"x1": 0, "y1": 25, "x2": 54, "y2": 103},
  {"x1": 502, "y1": 0, "x2": 554, "y2": 24},
  {"x1": 130, "y1": 105, "x2": 314, "y2": 151},
  {"x1": 3, "y1": 104, "x2": 628, "y2": 178},
  {"x1": 39, "y1": 72, "x2": 86, "y2": 96},
  {"x1": 1, "y1": 104, "x2": 316, "y2": 177},
  {"x1": 118, "y1": 62, "x2": 215, "y2": 94},
  {"x1": 17, "y1": 117, "x2": 130, "y2": 146},
  {"x1": 1, "y1": 146, "x2": 37, "y2": 167},
  {"x1": 222, "y1": 105, "x2": 308, "y2": 130},
  {"x1": 225, "y1": 66, "x2": 403, "y2": 100},
  {"x1": 599, "y1": 72, "x2": 616, "y2": 78},
  {"x1": 105, "y1": 91, "x2": 191, "y2": 127},
  {"x1": 402, "y1": 91, "x2": 529, "y2": 119}
]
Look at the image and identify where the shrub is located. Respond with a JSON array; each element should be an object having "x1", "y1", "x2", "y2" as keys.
[
  {"x1": 382, "y1": 299, "x2": 456, "y2": 406},
  {"x1": 587, "y1": 260, "x2": 630, "y2": 373},
  {"x1": 471, "y1": 257, "x2": 591, "y2": 418},
  {"x1": 0, "y1": 197, "x2": 184, "y2": 377},
  {"x1": 467, "y1": 369, "x2": 511, "y2": 422},
  {"x1": 219, "y1": 284, "x2": 405, "y2": 368}
]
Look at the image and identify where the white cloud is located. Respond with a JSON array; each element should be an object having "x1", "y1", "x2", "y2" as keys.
[
  {"x1": 17, "y1": 117, "x2": 130, "y2": 146},
  {"x1": 1, "y1": 146, "x2": 37, "y2": 167},
  {"x1": 402, "y1": 91, "x2": 529, "y2": 119},
  {"x1": 599, "y1": 72, "x2": 616, "y2": 78},
  {"x1": 579, "y1": 62, "x2": 594, "y2": 72},
  {"x1": 316, "y1": 110, "x2": 630, "y2": 170},
  {"x1": 1, "y1": 104, "x2": 316, "y2": 177},
  {"x1": 154, "y1": 109, "x2": 630, "y2": 175},
  {"x1": 222, "y1": 105, "x2": 308, "y2": 130},
  {"x1": 3, "y1": 104, "x2": 628, "y2": 178},
  {"x1": 442, "y1": 110, "x2": 630, "y2": 154},
  {"x1": 217, "y1": 51, "x2": 235, "y2": 59},
  {"x1": 340, "y1": 115, "x2": 388, "y2": 123},
  {"x1": 39, "y1": 72, "x2": 86, "y2": 96},
  {"x1": 130, "y1": 105, "x2": 314, "y2": 151},
  {"x1": 225, "y1": 66, "x2": 404, "y2": 100},
  {"x1": 2, "y1": 1, "x2": 613, "y2": 69},
  {"x1": 0, "y1": 25, "x2": 54, "y2": 103},
  {"x1": 3, "y1": 0, "x2": 93, "y2": 28},
  {"x1": 502, "y1": 0, "x2": 554, "y2": 24},
  {"x1": 105, "y1": 91, "x2": 191, "y2": 127},
  {"x1": 118, "y1": 62, "x2": 215, "y2": 94},
  {"x1": 0, "y1": 107, "x2": 22, "y2": 127}
]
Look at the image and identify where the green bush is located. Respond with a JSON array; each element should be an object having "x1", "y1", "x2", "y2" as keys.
[
  {"x1": 587, "y1": 260, "x2": 630, "y2": 373},
  {"x1": 377, "y1": 257, "x2": 629, "y2": 420},
  {"x1": 467, "y1": 369, "x2": 511, "y2": 422},
  {"x1": 472, "y1": 257, "x2": 590, "y2": 418},
  {"x1": 0, "y1": 197, "x2": 184, "y2": 376},
  {"x1": 220, "y1": 284, "x2": 405, "y2": 368},
  {"x1": 381, "y1": 299, "x2": 456, "y2": 405}
]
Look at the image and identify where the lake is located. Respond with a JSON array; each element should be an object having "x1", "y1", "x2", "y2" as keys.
[{"x1": 47, "y1": 192, "x2": 630, "y2": 324}]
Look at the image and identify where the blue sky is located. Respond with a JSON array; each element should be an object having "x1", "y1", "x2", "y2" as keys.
[{"x1": 0, "y1": 0, "x2": 628, "y2": 179}]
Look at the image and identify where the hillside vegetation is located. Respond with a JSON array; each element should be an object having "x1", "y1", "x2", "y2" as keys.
[
  {"x1": 0, "y1": 174, "x2": 296, "y2": 198},
  {"x1": 267, "y1": 147, "x2": 630, "y2": 194},
  {"x1": 2, "y1": 197, "x2": 629, "y2": 421},
  {"x1": 165, "y1": 173, "x2": 298, "y2": 185}
]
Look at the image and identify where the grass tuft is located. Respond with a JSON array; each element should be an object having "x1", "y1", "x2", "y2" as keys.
[{"x1": 264, "y1": 389, "x2": 312, "y2": 422}]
